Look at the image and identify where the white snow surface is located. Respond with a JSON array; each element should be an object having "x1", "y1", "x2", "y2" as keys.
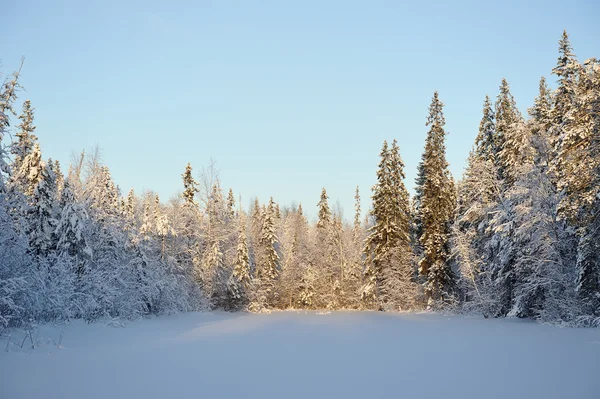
[{"x1": 1, "y1": 311, "x2": 599, "y2": 399}]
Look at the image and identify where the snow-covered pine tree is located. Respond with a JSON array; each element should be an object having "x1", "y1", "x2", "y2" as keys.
[
  {"x1": 0, "y1": 61, "x2": 32, "y2": 332},
  {"x1": 140, "y1": 195, "x2": 153, "y2": 238},
  {"x1": 474, "y1": 80, "x2": 526, "y2": 316},
  {"x1": 362, "y1": 140, "x2": 390, "y2": 308},
  {"x1": 551, "y1": 31, "x2": 579, "y2": 136},
  {"x1": 177, "y1": 164, "x2": 202, "y2": 285},
  {"x1": 253, "y1": 197, "x2": 280, "y2": 309},
  {"x1": 11, "y1": 142, "x2": 43, "y2": 197},
  {"x1": 353, "y1": 186, "x2": 362, "y2": 243},
  {"x1": 416, "y1": 92, "x2": 456, "y2": 307},
  {"x1": 0, "y1": 60, "x2": 23, "y2": 185},
  {"x1": 201, "y1": 181, "x2": 230, "y2": 308},
  {"x1": 557, "y1": 56, "x2": 600, "y2": 314},
  {"x1": 227, "y1": 214, "x2": 251, "y2": 310},
  {"x1": 11, "y1": 99, "x2": 38, "y2": 172},
  {"x1": 507, "y1": 135, "x2": 578, "y2": 321},
  {"x1": 248, "y1": 197, "x2": 263, "y2": 274},
  {"x1": 52, "y1": 159, "x2": 64, "y2": 196},
  {"x1": 55, "y1": 181, "x2": 90, "y2": 276},
  {"x1": 315, "y1": 188, "x2": 338, "y2": 308},
  {"x1": 27, "y1": 161, "x2": 59, "y2": 258},
  {"x1": 182, "y1": 162, "x2": 199, "y2": 206},
  {"x1": 385, "y1": 139, "x2": 417, "y2": 309},
  {"x1": 123, "y1": 188, "x2": 136, "y2": 231},
  {"x1": 226, "y1": 188, "x2": 236, "y2": 221},
  {"x1": 453, "y1": 113, "x2": 502, "y2": 316},
  {"x1": 363, "y1": 140, "x2": 415, "y2": 310},
  {"x1": 154, "y1": 194, "x2": 175, "y2": 260},
  {"x1": 290, "y1": 204, "x2": 315, "y2": 309},
  {"x1": 475, "y1": 95, "x2": 497, "y2": 161},
  {"x1": 495, "y1": 79, "x2": 524, "y2": 185}
]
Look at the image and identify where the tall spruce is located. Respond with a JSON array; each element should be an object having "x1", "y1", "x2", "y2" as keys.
[
  {"x1": 416, "y1": 92, "x2": 456, "y2": 306},
  {"x1": 12, "y1": 99, "x2": 38, "y2": 171},
  {"x1": 227, "y1": 214, "x2": 251, "y2": 310},
  {"x1": 495, "y1": 79, "x2": 523, "y2": 184},
  {"x1": 363, "y1": 140, "x2": 414, "y2": 309},
  {"x1": 475, "y1": 95, "x2": 496, "y2": 161},
  {"x1": 353, "y1": 186, "x2": 361, "y2": 243},
  {"x1": 182, "y1": 163, "x2": 199, "y2": 206}
]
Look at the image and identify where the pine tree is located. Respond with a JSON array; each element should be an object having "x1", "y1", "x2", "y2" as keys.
[
  {"x1": 315, "y1": 188, "x2": 333, "y2": 301},
  {"x1": 495, "y1": 79, "x2": 524, "y2": 184},
  {"x1": 12, "y1": 142, "x2": 43, "y2": 197},
  {"x1": 551, "y1": 31, "x2": 578, "y2": 129},
  {"x1": 548, "y1": 34, "x2": 600, "y2": 313},
  {"x1": 350, "y1": 185, "x2": 360, "y2": 239},
  {"x1": 417, "y1": 92, "x2": 456, "y2": 306},
  {"x1": 140, "y1": 196, "x2": 153, "y2": 238},
  {"x1": 528, "y1": 77, "x2": 555, "y2": 172},
  {"x1": 0, "y1": 60, "x2": 23, "y2": 186},
  {"x1": 52, "y1": 159, "x2": 65, "y2": 196},
  {"x1": 315, "y1": 188, "x2": 340, "y2": 308},
  {"x1": 316, "y1": 188, "x2": 332, "y2": 240},
  {"x1": 507, "y1": 139, "x2": 577, "y2": 321},
  {"x1": 226, "y1": 188, "x2": 236, "y2": 221},
  {"x1": 530, "y1": 77, "x2": 553, "y2": 131},
  {"x1": 124, "y1": 188, "x2": 136, "y2": 230},
  {"x1": 475, "y1": 95, "x2": 496, "y2": 161},
  {"x1": 363, "y1": 140, "x2": 415, "y2": 309},
  {"x1": 254, "y1": 197, "x2": 280, "y2": 308},
  {"x1": 85, "y1": 165, "x2": 120, "y2": 221},
  {"x1": 386, "y1": 139, "x2": 416, "y2": 309},
  {"x1": 227, "y1": 214, "x2": 251, "y2": 310},
  {"x1": 182, "y1": 162, "x2": 199, "y2": 206},
  {"x1": 12, "y1": 100, "x2": 38, "y2": 171},
  {"x1": 27, "y1": 161, "x2": 59, "y2": 258},
  {"x1": 290, "y1": 204, "x2": 315, "y2": 308},
  {"x1": 55, "y1": 181, "x2": 90, "y2": 276}
]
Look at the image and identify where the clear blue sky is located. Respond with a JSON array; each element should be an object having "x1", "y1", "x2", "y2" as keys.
[{"x1": 3, "y1": 0, "x2": 599, "y2": 221}]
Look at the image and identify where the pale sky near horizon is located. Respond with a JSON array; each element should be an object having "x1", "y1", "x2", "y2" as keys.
[{"x1": 3, "y1": 0, "x2": 599, "y2": 221}]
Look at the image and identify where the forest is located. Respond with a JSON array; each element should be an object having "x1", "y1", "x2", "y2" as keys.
[{"x1": 0, "y1": 31, "x2": 599, "y2": 331}]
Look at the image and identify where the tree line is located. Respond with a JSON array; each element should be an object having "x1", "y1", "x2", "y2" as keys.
[{"x1": 0, "y1": 31, "x2": 598, "y2": 331}]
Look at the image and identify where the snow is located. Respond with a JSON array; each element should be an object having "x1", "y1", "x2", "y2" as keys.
[{"x1": 1, "y1": 312, "x2": 599, "y2": 399}]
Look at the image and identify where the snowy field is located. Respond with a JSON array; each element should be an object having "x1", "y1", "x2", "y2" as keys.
[{"x1": 1, "y1": 312, "x2": 599, "y2": 399}]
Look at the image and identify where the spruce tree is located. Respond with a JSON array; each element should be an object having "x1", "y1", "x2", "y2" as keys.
[
  {"x1": 417, "y1": 92, "x2": 456, "y2": 306},
  {"x1": 551, "y1": 31, "x2": 578, "y2": 130},
  {"x1": 55, "y1": 181, "x2": 90, "y2": 276},
  {"x1": 12, "y1": 100, "x2": 38, "y2": 171},
  {"x1": 353, "y1": 186, "x2": 361, "y2": 243},
  {"x1": 385, "y1": 140, "x2": 414, "y2": 309},
  {"x1": 0, "y1": 60, "x2": 23, "y2": 184},
  {"x1": 475, "y1": 95, "x2": 496, "y2": 161},
  {"x1": 49, "y1": 159, "x2": 64, "y2": 197},
  {"x1": 362, "y1": 141, "x2": 390, "y2": 307},
  {"x1": 124, "y1": 188, "x2": 136, "y2": 229},
  {"x1": 27, "y1": 161, "x2": 59, "y2": 258},
  {"x1": 255, "y1": 197, "x2": 280, "y2": 308},
  {"x1": 227, "y1": 214, "x2": 251, "y2": 310},
  {"x1": 316, "y1": 188, "x2": 332, "y2": 241},
  {"x1": 363, "y1": 140, "x2": 414, "y2": 309},
  {"x1": 226, "y1": 188, "x2": 235, "y2": 221},
  {"x1": 560, "y1": 57, "x2": 600, "y2": 312},
  {"x1": 495, "y1": 79, "x2": 523, "y2": 184},
  {"x1": 292, "y1": 204, "x2": 315, "y2": 308},
  {"x1": 454, "y1": 106, "x2": 503, "y2": 316},
  {"x1": 181, "y1": 162, "x2": 199, "y2": 206},
  {"x1": 315, "y1": 188, "x2": 340, "y2": 308},
  {"x1": 12, "y1": 142, "x2": 43, "y2": 197}
]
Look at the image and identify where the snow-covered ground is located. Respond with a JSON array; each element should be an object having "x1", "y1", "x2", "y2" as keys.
[{"x1": 1, "y1": 312, "x2": 599, "y2": 399}]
